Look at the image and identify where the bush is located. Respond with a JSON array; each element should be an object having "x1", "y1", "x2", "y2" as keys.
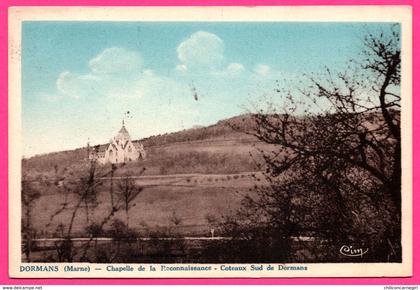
[{"x1": 107, "y1": 219, "x2": 138, "y2": 241}]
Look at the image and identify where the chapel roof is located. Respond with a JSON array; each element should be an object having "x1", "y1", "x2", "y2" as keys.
[
  {"x1": 119, "y1": 125, "x2": 129, "y2": 135},
  {"x1": 90, "y1": 121, "x2": 141, "y2": 156},
  {"x1": 93, "y1": 144, "x2": 108, "y2": 153},
  {"x1": 116, "y1": 122, "x2": 131, "y2": 140}
]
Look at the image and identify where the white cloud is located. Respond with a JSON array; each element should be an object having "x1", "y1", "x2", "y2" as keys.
[
  {"x1": 254, "y1": 64, "x2": 272, "y2": 76},
  {"x1": 177, "y1": 31, "x2": 224, "y2": 70},
  {"x1": 211, "y1": 62, "x2": 245, "y2": 77},
  {"x1": 56, "y1": 71, "x2": 76, "y2": 97},
  {"x1": 251, "y1": 64, "x2": 289, "y2": 84},
  {"x1": 57, "y1": 47, "x2": 149, "y2": 99},
  {"x1": 54, "y1": 46, "x2": 199, "y2": 138},
  {"x1": 88, "y1": 47, "x2": 142, "y2": 75},
  {"x1": 56, "y1": 71, "x2": 101, "y2": 99},
  {"x1": 175, "y1": 31, "x2": 247, "y2": 80},
  {"x1": 56, "y1": 39, "x2": 285, "y2": 105},
  {"x1": 175, "y1": 64, "x2": 188, "y2": 73},
  {"x1": 53, "y1": 35, "x2": 286, "y2": 138},
  {"x1": 29, "y1": 32, "x2": 296, "y2": 157},
  {"x1": 227, "y1": 63, "x2": 245, "y2": 73}
]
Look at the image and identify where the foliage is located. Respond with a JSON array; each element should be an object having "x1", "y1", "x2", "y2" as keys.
[
  {"x1": 21, "y1": 179, "x2": 41, "y2": 262},
  {"x1": 225, "y1": 26, "x2": 402, "y2": 262},
  {"x1": 107, "y1": 219, "x2": 138, "y2": 242}
]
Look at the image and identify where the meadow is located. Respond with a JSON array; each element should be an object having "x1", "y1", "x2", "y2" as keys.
[
  {"x1": 21, "y1": 115, "x2": 278, "y2": 262},
  {"x1": 29, "y1": 171, "x2": 261, "y2": 238}
]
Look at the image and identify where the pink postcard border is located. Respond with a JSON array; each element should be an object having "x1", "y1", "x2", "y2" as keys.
[{"x1": 0, "y1": 0, "x2": 418, "y2": 285}]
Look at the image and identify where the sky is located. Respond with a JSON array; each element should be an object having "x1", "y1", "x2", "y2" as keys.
[{"x1": 22, "y1": 21, "x2": 394, "y2": 157}]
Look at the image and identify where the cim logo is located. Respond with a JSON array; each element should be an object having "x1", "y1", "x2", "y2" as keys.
[{"x1": 339, "y1": 245, "x2": 369, "y2": 258}]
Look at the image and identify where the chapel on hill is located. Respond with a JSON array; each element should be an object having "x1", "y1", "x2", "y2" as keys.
[{"x1": 88, "y1": 121, "x2": 146, "y2": 164}]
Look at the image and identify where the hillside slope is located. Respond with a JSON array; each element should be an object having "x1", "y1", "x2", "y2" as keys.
[
  {"x1": 22, "y1": 114, "x2": 264, "y2": 178},
  {"x1": 22, "y1": 114, "x2": 263, "y2": 238}
]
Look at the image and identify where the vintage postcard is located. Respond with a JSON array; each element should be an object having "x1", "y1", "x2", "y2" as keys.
[{"x1": 8, "y1": 6, "x2": 412, "y2": 278}]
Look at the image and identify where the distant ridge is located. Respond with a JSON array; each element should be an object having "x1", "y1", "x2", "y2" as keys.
[
  {"x1": 22, "y1": 114, "x2": 260, "y2": 176},
  {"x1": 24, "y1": 114, "x2": 255, "y2": 160}
]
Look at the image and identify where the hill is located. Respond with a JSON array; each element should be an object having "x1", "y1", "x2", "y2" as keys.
[
  {"x1": 22, "y1": 114, "x2": 266, "y2": 240},
  {"x1": 22, "y1": 114, "x2": 264, "y2": 179},
  {"x1": 21, "y1": 110, "x2": 393, "y2": 243}
]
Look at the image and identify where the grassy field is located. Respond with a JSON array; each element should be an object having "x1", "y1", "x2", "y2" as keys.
[
  {"x1": 29, "y1": 172, "x2": 262, "y2": 238},
  {"x1": 23, "y1": 115, "x2": 267, "y2": 239}
]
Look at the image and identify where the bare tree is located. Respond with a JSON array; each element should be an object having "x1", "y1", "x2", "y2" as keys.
[
  {"x1": 117, "y1": 176, "x2": 143, "y2": 228},
  {"x1": 46, "y1": 161, "x2": 132, "y2": 262},
  {"x1": 21, "y1": 178, "x2": 41, "y2": 262},
  {"x1": 170, "y1": 210, "x2": 182, "y2": 227},
  {"x1": 228, "y1": 26, "x2": 401, "y2": 262}
]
